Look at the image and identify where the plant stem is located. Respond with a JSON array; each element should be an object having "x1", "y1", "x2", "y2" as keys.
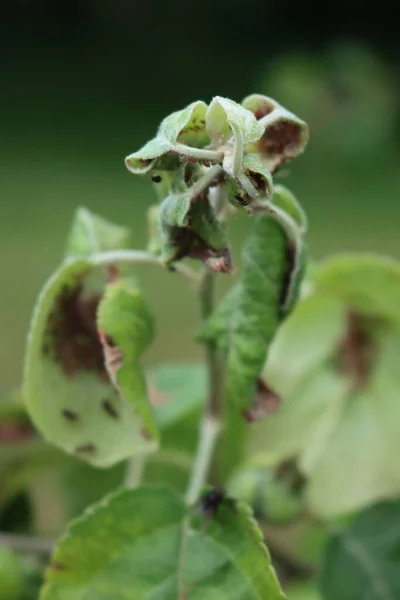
[
  {"x1": 87, "y1": 250, "x2": 200, "y2": 283},
  {"x1": 0, "y1": 533, "x2": 53, "y2": 555},
  {"x1": 125, "y1": 454, "x2": 146, "y2": 488},
  {"x1": 185, "y1": 413, "x2": 221, "y2": 506},
  {"x1": 185, "y1": 270, "x2": 223, "y2": 505}
]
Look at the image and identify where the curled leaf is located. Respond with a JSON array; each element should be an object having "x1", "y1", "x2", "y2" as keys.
[
  {"x1": 226, "y1": 154, "x2": 273, "y2": 213},
  {"x1": 242, "y1": 94, "x2": 309, "y2": 173},
  {"x1": 23, "y1": 261, "x2": 157, "y2": 467},
  {"x1": 125, "y1": 136, "x2": 174, "y2": 175},
  {"x1": 125, "y1": 101, "x2": 220, "y2": 176},
  {"x1": 158, "y1": 100, "x2": 209, "y2": 147},
  {"x1": 206, "y1": 96, "x2": 264, "y2": 177},
  {"x1": 97, "y1": 279, "x2": 158, "y2": 442},
  {"x1": 158, "y1": 169, "x2": 232, "y2": 273}
]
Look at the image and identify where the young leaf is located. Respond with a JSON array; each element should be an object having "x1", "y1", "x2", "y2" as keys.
[
  {"x1": 125, "y1": 136, "x2": 175, "y2": 176},
  {"x1": 125, "y1": 102, "x2": 221, "y2": 176},
  {"x1": 23, "y1": 260, "x2": 157, "y2": 467},
  {"x1": 158, "y1": 100, "x2": 210, "y2": 148},
  {"x1": 242, "y1": 94, "x2": 309, "y2": 173},
  {"x1": 41, "y1": 486, "x2": 286, "y2": 600},
  {"x1": 226, "y1": 154, "x2": 273, "y2": 213},
  {"x1": 206, "y1": 96, "x2": 264, "y2": 177},
  {"x1": 65, "y1": 207, "x2": 132, "y2": 258},
  {"x1": 320, "y1": 499, "x2": 400, "y2": 600},
  {"x1": 199, "y1": 210, "x2": 306, "y2": 418},
  {"x1": 96, "y1": 278, "x2": 158, "y2": 442},
  {"x1": 148, "y1": 363, "x2": 206, "y2": 429}
]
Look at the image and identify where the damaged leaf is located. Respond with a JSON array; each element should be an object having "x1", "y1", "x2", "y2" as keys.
[
  {"x1": 23, "y1": 260, "x2": 157, "y2": 468},
  {"x1": 226, "y1": 154, "x2": 273, "y2": 213},
  {"x1": 158, "y1": 180, "x2": 232, "y2": 273},
  {"x1": 206, "y1": 96, "x2": 264, "y2": 177},
  {"x1": 97, "y1": 278, "x2": 158, "y2": 442},
  {"x1": 125, "y1": 102, "x2": 220, "y2": 176},
  {"x1": 242, "y1": 94, "x2": 309, "y2": 173}
]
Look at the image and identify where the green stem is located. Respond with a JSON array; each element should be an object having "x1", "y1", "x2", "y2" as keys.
[
  {"x1": 87, "y1": 249, "x2": 200, "y2": 283},
  {"x1": 185, "y1": 270, "x2": 223, "y2": 505},
  {"x1": 0, "y1": 533, "x2": 53, "y2": 555},
  {"x1": 125, "y1": 454, "x2": 146, "y2": 489}
]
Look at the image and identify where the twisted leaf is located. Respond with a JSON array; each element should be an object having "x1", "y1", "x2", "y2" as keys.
[
  {"x1": 206, "y1": 96, "x2": 264, "y2": 178},
  {"x1": 242, "y1": 94, "x2": 309, "y2": 173}
]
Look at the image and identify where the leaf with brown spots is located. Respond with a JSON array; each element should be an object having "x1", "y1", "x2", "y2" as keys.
[{"x1": 23, "y1": 260, "x2": 157, "y2": 467}]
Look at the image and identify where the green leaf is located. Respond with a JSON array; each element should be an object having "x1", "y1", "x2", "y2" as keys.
[
  {"x1": 199, "y1": 213, "x2": 306, "y2": 417},
  {"x1": 265, "y1": 294, "x2": 346, "y2": 396},
  {"x1": 97, "y1": 278, "x2": 158, "y2": 441},
  {"x1": 320, "y1": 499, "x2": 400, "y2": 600},
  {"x1": 287, "y1": 582, "x2": 322, "y2": 600},
  {"x1": 23, "y1": 260, "x2": 157, "y2": 467},
  {"x1": 125, "y1": 137, "x2": 175, "y2": 175},
  {"x1": 148, "y1": 363, "x2": 206, "y2": 429},
  {"x1": 159, "y1": 100, "x2": 210, "y2": 147},
  {"x1": 206, "y1": 97, "x2": 264, "y2": 177},
  {"x1": 0, "y1": 547, "x2": 24, "y2": 600},
  {"x1": 305, "y1": 329, "x2": 400, "y2": 516},
  {"x1": 242, "y1": 94, "x2": 309, "y2": 173},
  {"x1": 249, "y1": 367, "x2": 350, "y2": 467},
  {"x1": 271, "y1": 185, "x2": 307, "y2": 231},
  {"x1": 65, "y1": 207, "x2": 131, "y2": 258},
  {"x1": 41, "y1": 486, "x2": 286, "y2": 600},
  {"x1": 314, "y1": 253, "x2": 400, "y2": 330},
  {"x1": 249, "y1": 283, "x2": 400, "y2": 516}
]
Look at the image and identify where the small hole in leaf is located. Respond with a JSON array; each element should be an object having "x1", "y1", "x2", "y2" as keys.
[
  {"x1": 75, "y1": 443, "x2": 96, "y2": 455},
  {"x1": 61, "y1": 409, "x2": 79, "y2": 422},
  {"x1": 102, "y1": 399, "x2": 119, "y2": 420}
]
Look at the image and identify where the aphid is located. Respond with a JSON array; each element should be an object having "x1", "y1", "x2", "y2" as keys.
[
  {"x1": 151, "y1": 175, "x2": 162, "y2": 183},
  {"x1": 235, "y1": 193, "x2": 252, "y2": 207},
  {"x1": 201, "y1": 487, "x2": 226, "y2": 518}
]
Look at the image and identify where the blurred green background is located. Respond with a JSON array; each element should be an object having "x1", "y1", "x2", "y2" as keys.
[{"x1": 1, "y1": 1, "x2": 400, "y2": 393}]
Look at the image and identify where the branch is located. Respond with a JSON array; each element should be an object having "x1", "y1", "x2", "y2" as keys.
[
  {"x1": 0, "y1": 532, "x2": 53, "y2": 555},
  {"x1": 87, "y1": 250, "x2": 201, "y2": 283},
  {"x1": 185, "y1": 270, "x2": 224, "y2": 505}
]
